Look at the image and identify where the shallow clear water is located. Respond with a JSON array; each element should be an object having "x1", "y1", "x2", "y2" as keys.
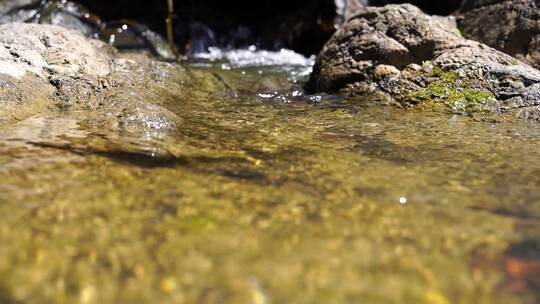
[{"x1": 0, "y1": 57, "x2": 539, "y2": 303}]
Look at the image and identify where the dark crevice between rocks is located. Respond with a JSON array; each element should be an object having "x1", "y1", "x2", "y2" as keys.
[
  {"x1": 370, "y1": 0, "x2": 462, "y2": 15},
  {"x1": 500, "y1": 30, "x2": 538, "y2": 57},
  {"x1": 305, "y1": 65, "x2": 368, "y2": 94},
  {"x1": 384, "y1": 28, "x2": 437, "y2": 67},
  {"x1": 457, "y1": 0, "x2": 540, "y2": 69},
  {"x1": 458, "y1": 0, "x2": 503, "y2": 11}
]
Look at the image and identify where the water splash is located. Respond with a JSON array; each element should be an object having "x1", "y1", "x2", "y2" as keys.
[{"x1": 192, "y1": 45, "x2": 315, "y2": 68}]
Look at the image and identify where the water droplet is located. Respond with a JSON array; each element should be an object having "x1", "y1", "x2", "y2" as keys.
[{"x1": 308, "y1": 95, "x2": 322, "y2": 103}]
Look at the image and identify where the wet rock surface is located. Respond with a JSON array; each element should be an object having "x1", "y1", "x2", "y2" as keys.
[
  {"x1": 0, "y1": 22, "x2": 189, "y2": 129},
  {"x1": 307, "y1": 4, "x2": 540, "y2": 120},
  {"x1": 0, "y1": 22, "x2": 109, "y2": 121},
  {"x1": 0, "y1": 23, "x2": 111, "y2": 78},
  {"x1": 457, "y1": 0, "x2": 540, "y2": 70}
]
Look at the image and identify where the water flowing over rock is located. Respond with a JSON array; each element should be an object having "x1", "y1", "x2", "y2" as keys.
[
  {"x1": 457, "y1": 0, "x2": 540, "y2": 70},
  {"x1": 307, "y1": 4, "x2": 540, "y2": 121}
]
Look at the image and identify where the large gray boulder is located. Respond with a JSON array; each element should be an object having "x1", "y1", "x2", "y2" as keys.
[
  {"x1": 0, "y1": 23, "x2": 111, "y2": 79},
  {"x1": 457, "y1": 0, "x2": 540, "y2": 69},
  {"x1": 0, "y1": 22, "x2": 182, "y2": 129},
  {"x1": 307, "y1": 4, "x2": 540, "y2": 120},
  {"x1": 0, "y1": 22, "x2": 110, "y2": 115}
]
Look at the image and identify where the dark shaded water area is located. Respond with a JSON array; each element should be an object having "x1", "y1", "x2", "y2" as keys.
[{"x1": 0, "y1": 56, "x2": 539, "y2": 303}]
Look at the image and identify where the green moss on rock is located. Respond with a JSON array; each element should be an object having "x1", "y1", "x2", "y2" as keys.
[{"x1": 406, "y1": 67, "x2": 496, "y2": 114}]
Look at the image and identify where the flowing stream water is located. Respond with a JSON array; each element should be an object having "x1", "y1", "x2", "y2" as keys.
[{"x1": 0, "y1": 49, "x2": 539, "y2": 303}]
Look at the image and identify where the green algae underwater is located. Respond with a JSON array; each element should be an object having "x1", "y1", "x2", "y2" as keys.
[{"x1": 0, "y1": 60, "x2": 539, "y2": 304}]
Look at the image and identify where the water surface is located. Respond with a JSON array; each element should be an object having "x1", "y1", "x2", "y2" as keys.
[{"x1": 0, "y1": 52, "x2": 539, "y2": 303}]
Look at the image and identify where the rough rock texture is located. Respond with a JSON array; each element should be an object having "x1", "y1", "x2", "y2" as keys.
[
  {"x1": 307, "y1": 4, "x2": 540, "y2": 120},
  {"x1": 0, "y1": 22, "x2": 109, "y2": 117},
  {"x1": 457, "y1": 0, "x2": 540, "y2": 70},
  {"x1": 0, "y1": 22, "x2": 184, "y2": 129},
  {"x1": 0, "y1": 23, "x2": 110, "y2": 78}
]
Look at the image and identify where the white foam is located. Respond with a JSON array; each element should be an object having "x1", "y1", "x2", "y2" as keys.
[{"x1": 193, "y1": 46, "x2": 315, "y2": 68}]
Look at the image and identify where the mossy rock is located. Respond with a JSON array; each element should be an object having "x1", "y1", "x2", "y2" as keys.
[{"x1": 405, "y1": 68, "x2": 497, "y2": 114}]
